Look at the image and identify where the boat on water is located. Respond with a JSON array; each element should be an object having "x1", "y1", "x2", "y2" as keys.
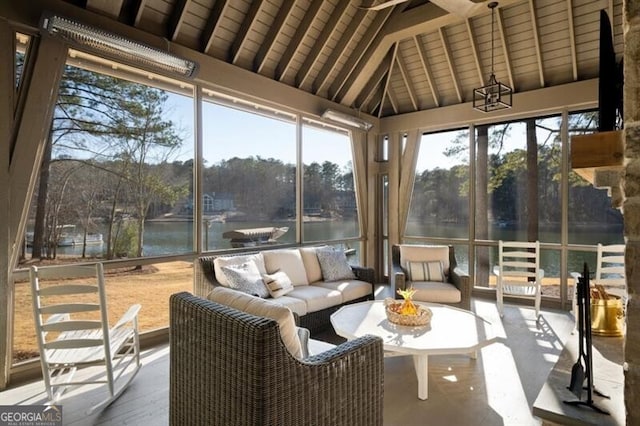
[
  {"x1": 222, "y1": 226, "x2": 289, "y2": 248},
  {"x1": 26, "y1": 225, "x2": 104, "y2": 247}
]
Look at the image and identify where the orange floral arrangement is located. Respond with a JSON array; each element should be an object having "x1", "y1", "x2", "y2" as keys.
[{"x1": 396, "y1": 287, "x2": 419, "y2": 315}]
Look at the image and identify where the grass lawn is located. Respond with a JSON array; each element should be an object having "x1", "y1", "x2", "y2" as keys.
[{"x1": 13, "y1": 260, "x2": 193, "y2": 362}]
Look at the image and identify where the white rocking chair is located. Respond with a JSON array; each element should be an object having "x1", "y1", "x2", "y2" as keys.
[
  {"x1": 493, "y1": 240, "x2": 544, "y2": 318},
  {"x1": 30, "y1": 263, "x2": 141, "y2": 413}
]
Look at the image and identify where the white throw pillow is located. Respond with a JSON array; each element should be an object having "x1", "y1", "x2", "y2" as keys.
[
  {"x1": 207, "y1": 287, "x2": 303, "y2": 359},
  {"x1": 316, "y1": 248, "x2": 355, "y2": 282},
  {"x1": 262, "y1": 271, "x2": 294, "y2": 298},
  {"x1": 213, "y1": 253, "x2": 267, "y2": 286},
  {"x1": 263, "y1": 249, "x2": 309, "y2": 286},
  {"x1": 221, "y1": 261, "x2": 270, "y2": 298},
  {"x1": 406, "y1": 260, "x2": 445, "y2": 282}
]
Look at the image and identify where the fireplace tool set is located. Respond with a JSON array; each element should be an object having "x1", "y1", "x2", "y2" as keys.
[{"x1": 564, "y1": 262, "x2": 610, "y2": 414}]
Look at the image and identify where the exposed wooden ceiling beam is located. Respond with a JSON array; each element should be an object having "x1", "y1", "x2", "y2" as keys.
[
  {"x1": 396, "y1": 51, "x2": 418, "y2": 111},
  {"x1": 119, "y1": 0, "x2": 145, "y2": 26},
  {"x1": 356, "y1": 49, "x2": 394, "y2": 108},
  {"x1": 378, "y1": 43, "x2": 398, "y2": 118},
  {"x1": 439, "y1": 27, "x2": 462, "y2": 103},
  {"x1": 330, "y1": 6, "x2": 396, "y2": 102},
  {"x1": 254, "y1": 0, "x2": 296, "y2": 74},
  {"x1": 201, "y1": 0, "x2": 230, "y2": 54},
  {"x1": 387, "y1": 85, "x2": 399, "y2": 115},
  {"x1": 167, "y1": 0, "x2": 189, "y2": 42},
  {"x1": 414, "y1": 35, "x2": 439, "y2": 107},
  {"x1": 361, "y1": 81, "x2": 383, "y2": 114},
  {"x1": 296, "y1": 1, "x2": 350, "y2": 89},
  {"x1": 313, "y1": 7, "x2": 369, "y2": 95},
  {"x1": 366, "y1": 86, "x2": 383, "y2": 116},
  {"x1": 496, "y1": 6, "x2": 514, "y2": 89},
  {"x1": 566, "y1": 0, "x2": 578, "y2": 80},
  {"x1": 528, "y1": 0, "x2": 545, "y2": 87},
  {"x1": 338, "y1": 0, "x2": 522, "y2": 107},
  {"x1": 86, "y1": 0, "x2": 124, "y2": 19},
  {"x1": 230, "y1": 0, "x2": 263, "y2": 65},
  {"x1": 466, "y1": 18, "x2": 484, "y2": 86},
  {"x1": 275, "y1": 1, "x2": 323, "y2": 82}
]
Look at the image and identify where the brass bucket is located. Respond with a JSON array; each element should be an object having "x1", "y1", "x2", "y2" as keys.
[{"x1": 590, "y1": 295, "x2": 624, "y2": 336}]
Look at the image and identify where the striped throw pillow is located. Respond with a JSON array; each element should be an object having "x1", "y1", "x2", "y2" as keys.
[{"x1": 406, "y1": 260, "x2": 445, "y2": 282}]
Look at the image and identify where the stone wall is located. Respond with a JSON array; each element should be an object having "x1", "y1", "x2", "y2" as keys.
[{"x1": 624, "y1": 1, "x2": 640, "y2": 424}]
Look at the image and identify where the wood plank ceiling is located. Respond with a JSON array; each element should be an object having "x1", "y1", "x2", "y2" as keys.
[{"x1": 67, "y1": 0, "x2": 623, "y2": 118}]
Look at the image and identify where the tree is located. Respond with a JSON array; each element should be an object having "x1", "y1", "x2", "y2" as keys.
[
  {"x1": 31, "y1": 65, "x2": 187, "y2": 261},
  {"x1": 107, "y1": 85, "x2": 186, "y2": 258}
]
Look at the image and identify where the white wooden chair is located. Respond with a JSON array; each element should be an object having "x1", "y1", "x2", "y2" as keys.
[
  {"x1": 493, "y1": 240, "x2": 544, "y2": 318},
  {"x1": 571, "y1": 243, "x2": 626, "y2": 329},
  {"x1": 30, "y1": 263, "x2": 141, "y2": 413}
]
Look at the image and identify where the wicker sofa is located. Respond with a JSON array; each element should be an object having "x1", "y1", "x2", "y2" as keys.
[
  {"x1": 194, "y1": 247, "x2": 375, "y2": 333},
  {"x1": 170, "y1": 291, "x2": 384, "y2": 426}
]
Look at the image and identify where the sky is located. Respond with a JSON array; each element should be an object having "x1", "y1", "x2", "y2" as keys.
[
  {"x1": 166, "y1": 92, "x2": 562, "y2": 173},
  {"x1": 167, "y1": 93, "x2": 353, "y2": 169}
]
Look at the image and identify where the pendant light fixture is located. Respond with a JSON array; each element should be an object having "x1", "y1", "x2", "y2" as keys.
[{"x1": 473, "y1": 2, "x2": 512, "y2": 112}]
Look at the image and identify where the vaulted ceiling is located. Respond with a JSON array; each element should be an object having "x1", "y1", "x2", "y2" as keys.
[{"x1": 57, "y1": 0, "x2": 623, "y2": 118}]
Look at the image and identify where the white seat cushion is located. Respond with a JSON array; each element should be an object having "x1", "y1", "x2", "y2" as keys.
[
  {"x1": 308, "y1": 338, "x2": 336, "y2": 356},
  {"x1": 411, "y1": 281, "x2": 461, "y2": 304},
  {"x1": 267, "y1": 295, "x2": 308, "y2": 316},
  {"x1": 287, "y1": 286, "x2": 343, "y2": 312},
  {"x1": 263, "y1": 249, "x2": 309, "y2": 286},
  {"x1": 207, "y1": 287, "x2": 303, "y2": 359},
  {"x1": 312, "y1": 280, "x2": 371, "y2": 303}
]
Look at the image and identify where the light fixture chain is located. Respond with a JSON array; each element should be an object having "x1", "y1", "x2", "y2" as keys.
[{"x1": 491, "y1": 3, "x2": 495, "y2": 76}]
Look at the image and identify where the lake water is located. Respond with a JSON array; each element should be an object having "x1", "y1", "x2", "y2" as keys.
[{"x1": 39, "y1": 220, "x2": 622, "y2": 277}]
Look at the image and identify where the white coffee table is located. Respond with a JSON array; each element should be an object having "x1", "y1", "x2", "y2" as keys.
[{"x1": 330, "y1": 300, "x2": 497, "y2": 400}]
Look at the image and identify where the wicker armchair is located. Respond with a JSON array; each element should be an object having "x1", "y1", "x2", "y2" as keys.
[
  {"x1": 392, "y1": 244, "x2": 472, "y2": 311},
  {"x1": 170, "y1": 292, "x2": 384, "y2": 426}
]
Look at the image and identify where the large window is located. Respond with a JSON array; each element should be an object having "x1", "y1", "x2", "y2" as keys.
[
  {"x1": 302, "y1": 122, "x2": 358, "y2": 244},
  {"x1": 22, "y1": 51, "x2": 195, "y2": 261},
  {"x1": 201, "y1": 96, "x2": 296, "y2": 250},
  {"x1": 15, "y1": 50, "x2": 195, "y2": 363},
  {"x1": 407, "y1": 129, "x2": 470, "y2": 239},
  {"x1": 474, "y1": 117, "x2": 563, "y2": 291}
]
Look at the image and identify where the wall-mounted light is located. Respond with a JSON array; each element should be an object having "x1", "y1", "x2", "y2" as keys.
[
  {"x1": 41, "y1": 13, "x2": 198, "y2": 78},
  {"x1": 472, "y1": 2, "x2": 512, "y2": 112},
  {"x1": 321, "y1": 109, "x2": 373, "y2": 131}
]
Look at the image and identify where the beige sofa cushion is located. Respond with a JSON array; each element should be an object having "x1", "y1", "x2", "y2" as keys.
[
  {"x1": 313, "y1": 280, "x2": 371, "y2": 303},
  {"x1": 412, "y1": 281, "x2": 461, "y2": 304},
  {"x1": 267, "y1": 295, "x2": 308, "y2": 316},
  {"x1": 400, "y1": 245, "x2": 450, "y2": 275},
  {"x1": 263, "y1": 249, "x2": 309, "y2": 286},
  {"x1": 207, "y1": 287, "x2": 303, "y2": 359},
  {"x1": 287, "y1": 286, "x2": 343, "y2": 312},
  {"x1": 213, "y1": 253, "x2": 267, "y2": 287},
  {"x1": 299, "y1": 246, "x2": 325, "y2": 283}
]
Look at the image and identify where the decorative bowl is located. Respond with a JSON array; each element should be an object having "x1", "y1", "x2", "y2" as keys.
[{"x1": 384, "y1": 298, "x2": 432, "y2": 326}]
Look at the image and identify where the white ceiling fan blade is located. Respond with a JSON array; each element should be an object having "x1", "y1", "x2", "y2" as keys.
[
  {"x1": 358, "y1": 0, "x2": 409, "y2": 11},
  {"x1": 429, "y1": 0, "x2": 485, "y2": 17}
]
